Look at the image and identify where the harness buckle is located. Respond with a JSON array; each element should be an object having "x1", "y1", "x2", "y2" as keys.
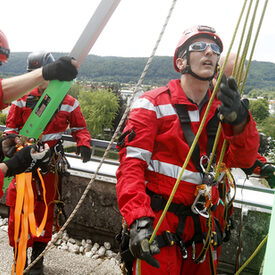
[
  {"x1": 211, "y1": 231, "x2": 218, "y2": 248},
  {"x1": 178, "y1": 239, "x2": 188, "y2": 259},
  {"x1": 162, "y1": 231, "x2": 175, "y2": 247}
]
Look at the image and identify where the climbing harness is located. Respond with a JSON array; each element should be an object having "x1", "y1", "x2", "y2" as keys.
[{"x1": 146, "y1": 188, "x2": 220, "y2": 264}]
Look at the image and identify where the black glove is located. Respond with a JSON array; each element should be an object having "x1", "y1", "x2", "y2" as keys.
[
  {"x1": 0, "y1": 134, "x2": 18, "y2": 162},
  {"x1": 4, "y1": 144, "x2": 51, "y2": 177},
  {"x1": 218, "y1": 75, "x2": 249, "y2": 125},
  {"x1": 42, "y1": 56, "x2": 78, "y2": 81},
  {"x1": 241, "y1": 159, "x2": 263, "y2": 176},
  {"x1": 76, "y1": 146, "x2": 91, "y2": 163},
  {"x1": 129, "y1": 217, "x2": 160, "y2": 268},
  {"x1": 260, "y1": 163, "x2": 275, "y2": 188}
]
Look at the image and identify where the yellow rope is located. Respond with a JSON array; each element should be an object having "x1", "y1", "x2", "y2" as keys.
[
  {"x1": 235, "y1": 234, "x2": 268, "y2": 275},
  {"x1": 232, "y1": 0, "x2": 250, "y2": 78},
  {"x1": 206, "y1": 122, "x2": 222, "y2": 173},
  {"x1": 240, "y1": 0, "x2": 269, "y2": 94}
]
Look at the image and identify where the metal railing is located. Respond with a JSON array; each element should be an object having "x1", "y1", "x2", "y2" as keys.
[{"x1": 0, "y1": 125, "x2": 273, "y2": 211}]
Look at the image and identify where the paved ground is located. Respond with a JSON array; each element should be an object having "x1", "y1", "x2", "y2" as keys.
[{"x1": 0, "y1": 229, "x2": 123, "y2": 275}]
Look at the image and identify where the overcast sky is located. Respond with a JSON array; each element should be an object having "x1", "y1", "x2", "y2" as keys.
[{"x1": 2, "y1": 0, "x2": 275, "y2": 63}]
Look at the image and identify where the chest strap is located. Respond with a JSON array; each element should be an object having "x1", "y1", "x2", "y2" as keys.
[
  {"x1": 174, "y1": 103, "x2": 220, "y2": 172},
  {"x1": 174, "y1": 104, "x2": 202, "y2": 173}
]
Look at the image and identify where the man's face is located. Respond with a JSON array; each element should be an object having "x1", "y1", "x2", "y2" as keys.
[{"x1": 188, "y1": 38, "x2": 220, "y2": 79}]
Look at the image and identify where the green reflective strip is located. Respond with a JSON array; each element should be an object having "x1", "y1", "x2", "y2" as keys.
[
  {"x1": 263, "y1": 195, "x2": 275, "y2": 275},
  {"x1": 19, "y1": 80, "x2": 73, "y2": 140}
]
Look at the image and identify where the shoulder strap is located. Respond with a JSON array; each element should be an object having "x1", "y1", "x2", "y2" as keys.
[
  {"x1": 174, "y1": 104, "x2": 202, "y2": 173},
  {"x1": 206, "y1": 110, "x2": 220, "y2": 161}
]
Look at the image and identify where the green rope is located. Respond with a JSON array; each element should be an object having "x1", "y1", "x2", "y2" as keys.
[
  {"x1": 232, "y1": 0, "x2": 250, "y2": 78},
  {"x1": 235, "y1": 234, "x2": 268, "y2": 275},
  {"x1": 238, "y1": 0, "x2": 260, "y2": 92},
  {"x1": 240, "y1": 0, "x2": 269, "y2": 94},
  {"x1": 235, "y1": 0, "x2": 254, "y2": 85}
]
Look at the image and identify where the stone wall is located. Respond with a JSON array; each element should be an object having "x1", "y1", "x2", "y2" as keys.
[{"x1": 60, "y1": 172, "x2": 122, "y2": 247}]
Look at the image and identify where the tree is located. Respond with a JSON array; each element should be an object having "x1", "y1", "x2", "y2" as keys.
[
  {"x1": 260, "y1": 116, "x2": 275, "y2": 140},
  {"x1": 258, "y1": 116, "x2": 275, "y2": 161},
  {"x1": 67, "y1": 82, "x2": 84, "y2": 99},
  {"x1": 250, "y1": 98, "x2": 270, "y2": 124},
  {"x1": 78, "y1": 89, "x2": 119, "y2": 138},
  {"x1": 0, "y1": 112, "x2": 7, "y2": 125}
]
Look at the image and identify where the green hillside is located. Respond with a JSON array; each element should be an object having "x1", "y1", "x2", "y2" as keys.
[{"x1": 1, "y1": 52, "x2": 275, "y2": 93}]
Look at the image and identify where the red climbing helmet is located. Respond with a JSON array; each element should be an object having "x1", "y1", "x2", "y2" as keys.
[
  {"x1": 0, "y1": 29, "x2": 10, "y2": 64},
  {"x1": 173, "y1": 25, "x2": 223, "y2": 72}
]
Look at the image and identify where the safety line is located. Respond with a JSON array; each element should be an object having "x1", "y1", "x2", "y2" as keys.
[
  {"x1": 235, "y1": 234, "x2": 268, "y2": 275},
  {"x1": 236, "y1": 0, "x2": 255, "y2": 87},
  {"x1": 240, "y1": 0, "x2": 268, "y2": 94},
  {"x1": 232, "y1": 0, "x2": 251, "y2": 78}
]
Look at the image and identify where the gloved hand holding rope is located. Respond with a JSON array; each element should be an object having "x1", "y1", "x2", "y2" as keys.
[
  {"x1": 218, "y1": 75, "x2": 249, "y2": 125},
  {"x1": 129, "y1": 217, "x2": 160, "y2": 268}
]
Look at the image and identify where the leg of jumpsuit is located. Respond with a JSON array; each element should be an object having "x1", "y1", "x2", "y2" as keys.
[
  {"x1": 29, "y1": 171, "x2": 59, "y2": 275},
  {"x1": 132, "y1": 211, "x2": 218, "y2": 275},
  {"x1": 32, "y1": 172, "x2": 59, "y2": 243}
]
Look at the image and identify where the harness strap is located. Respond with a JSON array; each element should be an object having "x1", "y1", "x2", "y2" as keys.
[
  {"x1": 174, "y1": 104, "x2": 202, "y2": 173},
  {"x1": 174, "y1": 104, "x2": 220, "y2": 173},
  {"x1": 147, "y1": 188, "x2": 210, "y2": 260},
  {"x1": 206, "y1": 110, "x2": 220, "y2": 159}
]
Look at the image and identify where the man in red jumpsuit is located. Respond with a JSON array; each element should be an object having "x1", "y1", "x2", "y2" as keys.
[
  {"x1": 0, "y1": 29, "x2": 78, "y2": 198},
  {"x1": 5, "y1": 51, "x2": 91, "y2": 274},
  {"x1": 116, "y1": 25, "x2": 259, "y2": 275}
]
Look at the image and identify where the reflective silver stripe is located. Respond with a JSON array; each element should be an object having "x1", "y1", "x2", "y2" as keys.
[
  {"x1": 135, "y1": 261, "x2": 138, "y2": 275},
  {"x1": 12, "y1": 100, "x2": 26, "y2": 108},
  {"x1": 131, "y1": 98, "x2": 155, "y2": 111},
  {"x1": 71, "y1": 127, "x2": 85, "y2": 132},
  {"x1": 60, "y1": 100, "x2": 79, "y2": 113},
  {"x1": 157, "y1": 104, "x2": 176, "y2": 119},
  {"x1": 41, "y1": 133, "x2": 63, "y2": 142},
  {"x1": 4, "y1": 127, "x2": 19, "y2": 133},
  {"x1": 148, "y1": 159, "x2": 203, "y2": 185},
  {"x1": 126, "y1": 146, "x2": 152, "y2": 166},
  {"x1": 131, "y1": 98, "x2": 176, "y2": 119},
  {"x1": 188, "y1": 110, "x2": 200, "y2": 122}
]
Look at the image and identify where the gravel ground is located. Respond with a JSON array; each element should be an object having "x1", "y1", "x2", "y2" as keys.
[{"x1": 0, "y1": 227, "x2": 123, "y2": 275}]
